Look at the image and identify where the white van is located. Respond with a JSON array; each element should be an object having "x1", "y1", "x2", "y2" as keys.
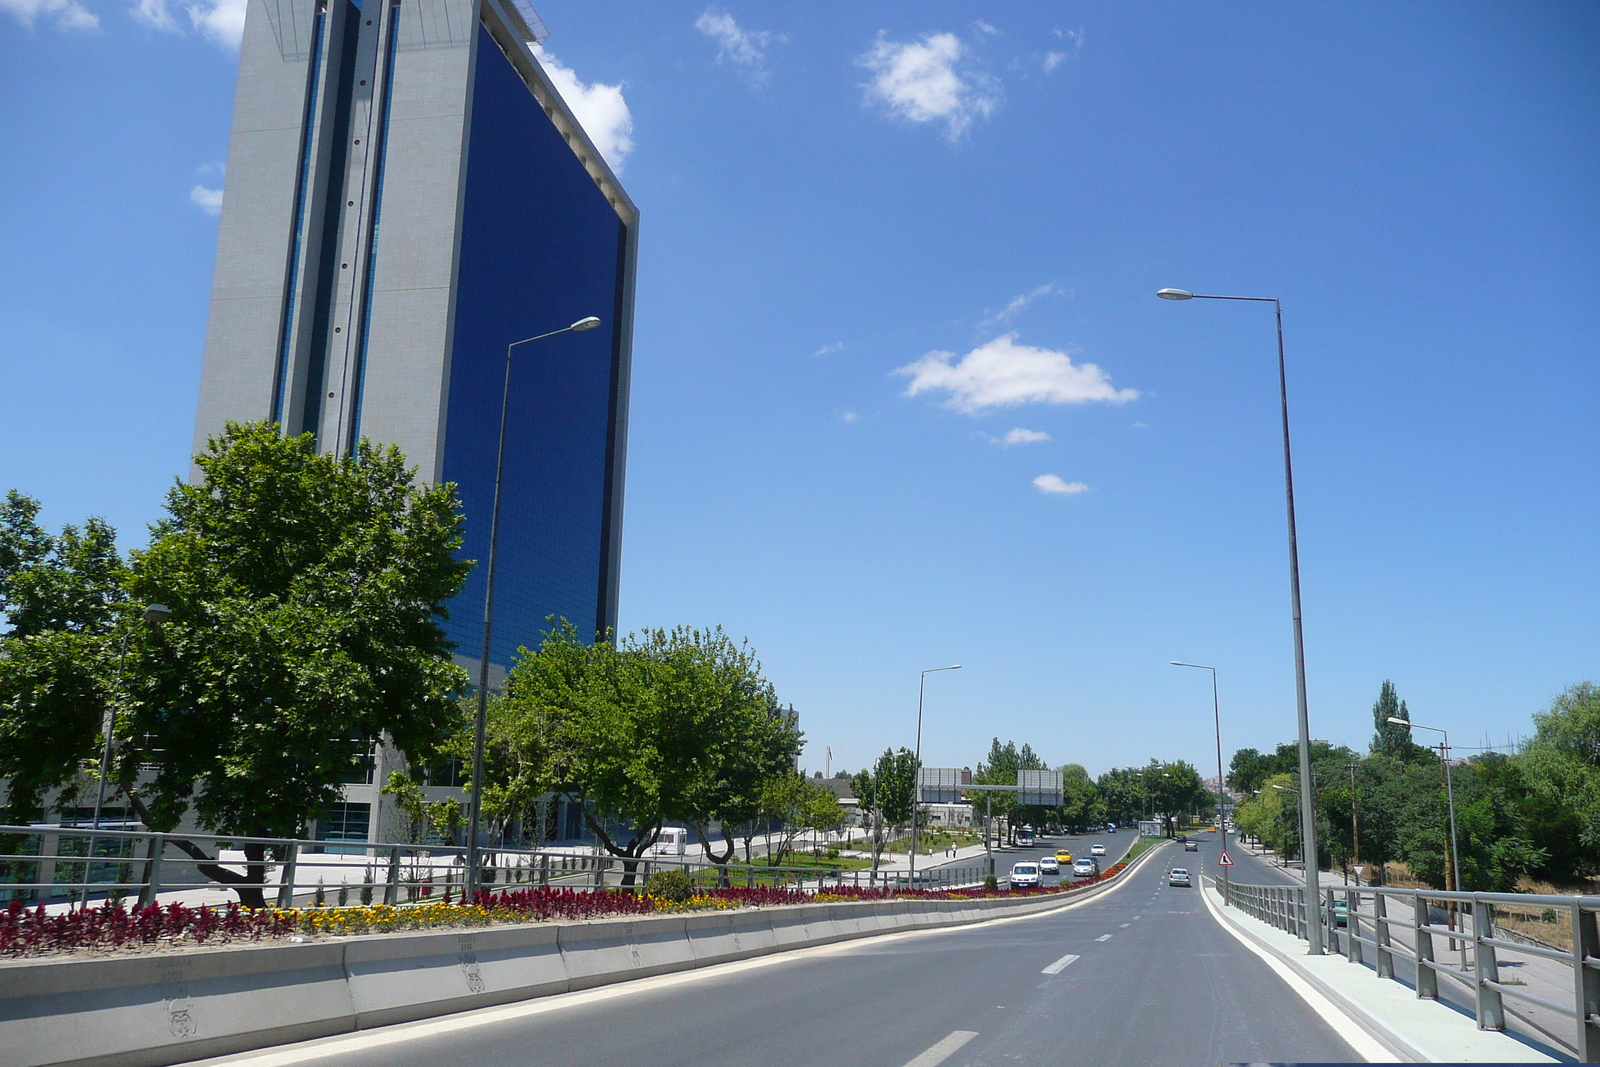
[
  {"x1": 653, "y1": 827, "x2": 689, "y2": 856},
  {"x1": 1010, "y1": 862, "x2": 1041, "y2": 888}
]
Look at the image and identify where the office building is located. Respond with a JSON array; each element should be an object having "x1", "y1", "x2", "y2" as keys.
[{"x1": 193, "y1": 0, "x2": 637, "y2": 844}]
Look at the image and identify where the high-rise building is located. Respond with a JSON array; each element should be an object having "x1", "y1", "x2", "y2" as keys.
[{"x1": 193, "y1": 0, "x2": 638, "y2": 687}]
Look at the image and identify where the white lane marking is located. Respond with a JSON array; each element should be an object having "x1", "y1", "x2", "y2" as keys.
[
  {"x1": 1041, "y1": 953, "x2": 1080, "y2": 974},
  {"x1": 1119, "y1": 922, "x2": 1130, "y2": 928},
  {"x1": 1095, "y1": 933, "x2": 1113, "y2": 941},
  {"x1": 1196, "y1": 882, "x2": 1389, "y2": 1062},
  {"x1": 903, "y1": 1030, "x2": 979, "y2": 1067},
  {"x1": 1132, "y1": 915, "x2": 1142, "y2": 920}
]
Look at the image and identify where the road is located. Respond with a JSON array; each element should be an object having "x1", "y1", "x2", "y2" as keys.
[{"x1": 213, "y1": 834, "x2": 1367, "y2": 1067}]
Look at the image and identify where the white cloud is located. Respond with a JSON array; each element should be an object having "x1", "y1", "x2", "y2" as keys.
[
  {"x1": 533, "y1": 45, "x2": 634, "y2": 175},
  {"x1": 189, "y1": 185, "x2": 224, "y2": 215},
  {"x1": 983, "y1": 281, "x2": 1065, "y2": 327},
  {"x1": 895, "y1": 333, "x2": 1139, "y2": 414},
  {"x1": 858, "y1": 32, "x2": 1001, "y2": 140},
  {"x1": 973, "y1": 19, "x2": 999, "y2": 36},
  {"x1": 841, "y1": 411, "x2": 859, "y2": 423},
  {"x1": 811, "y1": 342, "x2": 844, "y2": 357},
  {"x1": 129, "y1": 0, "x2": 175, "y2": 30},
  {"x1": 1044, "y1": 27, "x2": 1083, "y2": 71},
  {"x1": 993, "y1": 427, "x2": 1050, "y2": 446},
  {"x1": 186, "y1": 0, "x2": 244, "y2": 48},
  {"x1": 1132, "y1": 421, "x2": 1149, "y2": 429},
  {"x1": 695, "y1": 7, "x2": 783, "y2": 83},
  {"x1": 1042, "y1": 51, "x2": 1066, "y2": 72},
  {"x1": 1, "y1": 0, "x2": 98, "y2": 30},
  {"x1": 1033, "y1": 474, "x2": 1088, "y2": 495}
]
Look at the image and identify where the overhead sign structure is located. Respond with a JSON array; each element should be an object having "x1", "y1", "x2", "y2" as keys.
[
  {"x1": 1017, "y1": 768, "x2": 1064, "y2": 807},
  {"x1": 1218, "y1": 851, "x2": 1234, "y2": 866},
  {"x1": 917, "y1": 767, "x2": 967, "y2": 804}
]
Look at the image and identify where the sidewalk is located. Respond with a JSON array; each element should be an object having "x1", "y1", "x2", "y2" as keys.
[{"x1": 1201, "y1": 879, "x2": 1560, "y2": 1062}]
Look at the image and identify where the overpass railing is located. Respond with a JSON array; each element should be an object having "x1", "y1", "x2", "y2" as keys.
[
  {"x1": 0, "y1": 824, "x2": 991, "y2": 911},
  {"x1": 1224, "y1": 878, "x2": 1600, "y2": 1061}
]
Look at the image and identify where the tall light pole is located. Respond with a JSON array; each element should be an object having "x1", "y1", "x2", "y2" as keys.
[
  {"x1": 1158, "y1": 287, "x2": 1323, "y2": 953},
  {"x1": 1172, "y1": 661, "x2": 1228, "y2": 893},
  {"x1": 465, "y1": 315, "x2": 602, "y2": 900},
  {"x1": 908, "y1": 664, "x2": 961, "y2": 887},
  {"x1": 1391, "y1": 716, "x2": 1460, "y2": 894},
  {"x1": 81, "y1": 602, "x2": 169, "y2": 908}
]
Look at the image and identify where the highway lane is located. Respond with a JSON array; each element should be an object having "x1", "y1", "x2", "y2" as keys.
[{"x1": 213, "y1": 837, "x2": 1365, "y2": 1067}]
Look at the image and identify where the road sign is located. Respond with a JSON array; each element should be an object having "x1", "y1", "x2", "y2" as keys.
[
  {"x1": 1218, "y1": 850, "x2": 1234, "y2": 866},
  {"x1": 917, "y1": 767, "x2": 967, "y2": 803},
  {"x1": 1017, "y1": 768, "x2": 1063, "y2": 807}
]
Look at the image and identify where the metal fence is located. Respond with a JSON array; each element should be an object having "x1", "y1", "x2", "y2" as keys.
[
  {"x1": 0, "y1": 824, "x2": 992, "y2": 911},
  {"x1": 1224, "y1": 878, "x2": 1600, "y2": 1061}
]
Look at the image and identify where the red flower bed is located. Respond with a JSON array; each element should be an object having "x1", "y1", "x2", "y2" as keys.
[
  {"x1": 0, "y1": 899, "x2": 295, "y2": 956},
  {"x1": 468, "y1": 885, "x2": 657, "y2": 920}
]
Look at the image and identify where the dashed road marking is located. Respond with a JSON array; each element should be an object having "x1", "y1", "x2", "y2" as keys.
[
  {"x1": 903, "y1": 1030, "x2": 979, "y2": 1067},
  {"x1": 1041, "y1": 953, "x2": 1080, "y2": 975},
  {"x1": 1095, "y1": 934, "x2": 1113, "y2": 942},
  {"x1": 1119, "y1": 922, "x2": 1130, "y2": 928}
]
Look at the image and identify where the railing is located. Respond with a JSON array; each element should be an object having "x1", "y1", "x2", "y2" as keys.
[
  {"x1": 0, "y1": 824, "x2": 992, "y2": 911},
  {"x1": 1224, "y1": 878, "x2": 1600, "y2": 1062}
]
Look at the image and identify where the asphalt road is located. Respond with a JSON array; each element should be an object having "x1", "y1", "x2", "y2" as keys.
[{"x1": 223, "y1": 834, "x2": 1364, "y2": 1067}]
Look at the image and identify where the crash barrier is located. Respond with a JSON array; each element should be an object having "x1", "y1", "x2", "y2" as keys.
[
  {"x1": 1224, "y1": 878, "x2": 1600, "y2": 1061},
  {"x1": 0, "y1": 824, "x2": 992, "y2": 910},
  {"x1": 0, "y1": 839, "x2": 1168, "y2": 1067}
]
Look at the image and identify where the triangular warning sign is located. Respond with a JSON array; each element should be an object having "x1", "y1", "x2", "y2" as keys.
[{"x1": 1218, "y1": 850, "x2": 1234, "y2": 866}]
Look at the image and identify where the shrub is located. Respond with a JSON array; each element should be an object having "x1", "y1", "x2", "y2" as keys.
[
  {"x1": 646, "y1": 869, "x2": 695, "y2": 904},
  {"x1": 983, "y1": 875, "x2": 998, "y2": 892}
]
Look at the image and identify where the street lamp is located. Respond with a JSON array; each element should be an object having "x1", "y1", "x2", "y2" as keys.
[
  {"x1": 81, "y1": 602, "x2": 169, "y2": 908},
  {"x1": 1389, "y1": 716, "x2": 1460, "y2": 894},
  {"x1": 1172, "y1": 661, "x2": 1228, "y2": 893},
  {"x1": 908, "y1": 664, "x2": 961, "y2": 888},
  {"x1": 1158, "y1": 287, "x2": 1323, "y2": 953},
  {"x1": 465, "y1": 316, "x2": 602, "y2": 899}
]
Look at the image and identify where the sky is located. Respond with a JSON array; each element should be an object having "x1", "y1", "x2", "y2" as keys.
[{"x1": 2, "y1": 1, "x2": 1596, "y2": 781}]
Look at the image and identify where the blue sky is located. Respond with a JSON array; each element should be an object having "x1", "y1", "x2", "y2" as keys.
[{"x1": 2, "y1": 1, "x2": 1596, "y2": 780}]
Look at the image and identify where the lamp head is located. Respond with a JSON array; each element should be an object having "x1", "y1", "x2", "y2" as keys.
[
  {"x1": 144, "y1": 603, "x2": 170, "y2": 626},
  {"x1": 1386, "y1": 717, "x2": 1411, "y2": 727},
  {"x1": 1157, "y1": 288, "x2": 1194, "y2": 301},
  {"x1": 570, "y1": 316, "x2": 602, "y2": 331}
]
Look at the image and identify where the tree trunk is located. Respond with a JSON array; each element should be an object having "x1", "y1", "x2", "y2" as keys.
[{"x1": 126, "y1": 794, "x2": 271, "y2": 907}]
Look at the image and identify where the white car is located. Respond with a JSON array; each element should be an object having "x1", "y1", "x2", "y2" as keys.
[
  {"x1": 1090, "y1": 843, "x2": 1106, "y2": 857},
  {"x1": 1010, "y1": 862, "x2": 1041, "y2": 888},
  {"x1": 1038, "y1": 856, "x2": 1060, "y2": 875},
  {"x1": 1169, "y1": 867, "x2": 1192, "y2": 887},
  {"x1": 1071, "y1": 858, "x2": 1098, "y2": 878}
]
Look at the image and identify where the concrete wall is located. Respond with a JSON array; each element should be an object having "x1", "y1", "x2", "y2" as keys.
[{"x1": 1, "y1": 846, "x2": 1168, "y2": 1067}]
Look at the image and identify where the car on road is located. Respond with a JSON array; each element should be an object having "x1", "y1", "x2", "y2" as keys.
[
  {"x1": 1055, "y1": 848, "x2": 1073, "y2": 864},
  {"x1": 1090, "y1": 843, "x2": 1106, "y2": 856},
  {"x1": 1169, "y1": 867, "x2": 1192, "y2": 887},
  {"x1": 1106, "y1": 823, "x2": 1117, "y2": 833},
  {"x1": 1185, "y1": 840, "x2": 1199, "y2": 852},
  {"x1": 1010, "y1": 862, "x2": 1041, "y2": 888},
  {"x1": 1071, "y1": 858, "x2": 1098, "y2": 878},
  {"x1": 1038, "y1": 856, "x2": 1060, "y2": 875}
]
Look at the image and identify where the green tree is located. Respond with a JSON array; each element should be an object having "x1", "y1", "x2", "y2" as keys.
[
  {"x1": 1518, "y1": 683, "x2": 1600, "y2": 853},
  {"x1": 759, "y1": 771, "x2": 846, "y2": 866},
  {"x1": 974, "y1": 738, "x2": 1048, "y2": 844},
  {"x1": 1055, "y1": 763, "x2": 1101, "y2": 830},
  {"x1": 854, "y1": 747, "x2": 917, "y2": 879},
  {"x1": 0, "y1": 491, "x2": 128, "y2": 825},
  {"x1": 1227, "y1": 748, "x2": 1275, "y2": 796},
  {"x1": 115, "y1": 423, "x2": 471, "y2": 906},
  {"x1": 1370, "y1": 680, "x2": 1428, "y2": 761},
  {"x1": 492, "y1": 622, "x2": 797, "y2": 883},
  {"x1": 1095, "y1": 766, "x2": 1147, "y2": 826}
]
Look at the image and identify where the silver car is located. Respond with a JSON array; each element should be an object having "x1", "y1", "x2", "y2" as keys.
[
  {"x1": 1071, "y1": 858, "x2": 1098, "y2": 878},
  {"x1": 1169, "y1": 867, "x2": 1192, "y2": 887},
  {"x1": 1038, "y1": 856, "x2": 1060, "y2": 875}
]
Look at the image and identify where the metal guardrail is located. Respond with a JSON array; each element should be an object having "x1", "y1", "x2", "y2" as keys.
[
  {"x1": 1224, "y1": 878, "x2": 1600, "y2": 1061},
  {"x1": 0, "y1": 824, "x2": 992, "y2": 910}
]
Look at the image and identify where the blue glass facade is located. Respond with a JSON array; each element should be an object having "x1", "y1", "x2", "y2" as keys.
[{"x1": 441, "y1": 24, "x2": 628, "y2": 670}]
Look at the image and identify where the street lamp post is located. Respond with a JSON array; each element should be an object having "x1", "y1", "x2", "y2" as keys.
[
  {"x1": 908, "y1": 664, "x2": 961, "y2": 888},
  {"x1": 1172, "y1": 661, "x2": 1228, "y2": 894},
  {"x1": 1389, "y1": 716, "x2": 1460, "y2": 894},
  {"x1": 465, "y1": 316, "x2": 602, "y2": 900},
  {"x1": 1158, "y1": 287, "x2": 1323, "y2": 953},
  {"x1": 81, "y1": 602, "x2": 169, "y2": 908}
]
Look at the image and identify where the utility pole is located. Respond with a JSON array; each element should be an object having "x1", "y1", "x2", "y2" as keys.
[{"x1": 1347, "y1": 761, "x2": 1360, "y2": 886}]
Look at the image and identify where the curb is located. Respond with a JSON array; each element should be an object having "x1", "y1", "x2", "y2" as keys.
[{"x1": 1, "y1": 839, "x2": 1167, "y2": 1067}]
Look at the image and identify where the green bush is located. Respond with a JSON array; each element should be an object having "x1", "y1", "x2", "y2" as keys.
[
  {"x1": 983, "y1": 875, "x2": 998, "y2": 892},
  {"x1": 646, "y1": 869, "x2": 695, "y2": 904}
]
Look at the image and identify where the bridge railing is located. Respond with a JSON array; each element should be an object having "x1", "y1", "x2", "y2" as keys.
[
  {"x1": 0, "y1": 823, "x2": 992, "y2": 912},
  {"x1": 1224, "y1": 877, "x2": 1600, "y2": 1061}
]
